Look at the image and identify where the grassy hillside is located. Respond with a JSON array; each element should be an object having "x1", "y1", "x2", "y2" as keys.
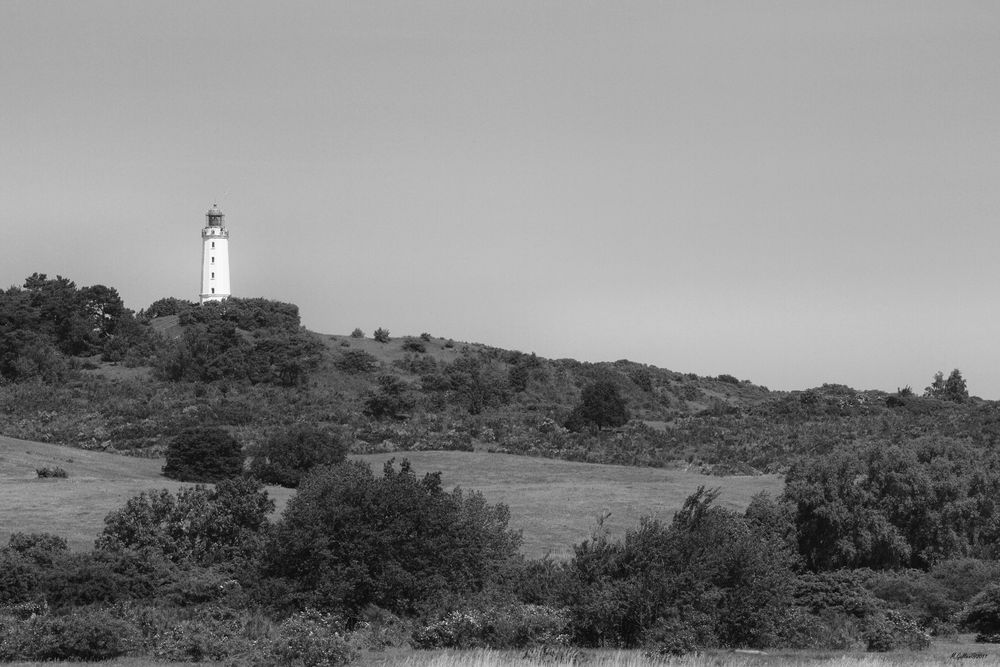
[{"x1": 0, "y1": 435, "x2": 780, "y2": 558}]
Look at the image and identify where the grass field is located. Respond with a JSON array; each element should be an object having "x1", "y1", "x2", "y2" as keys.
[
  {"x1": 0, "y1": 435, "x2": 781, "y2": 557},
  {"x1": 355, "y1": 451, "x2": 782, "y2": 558}
]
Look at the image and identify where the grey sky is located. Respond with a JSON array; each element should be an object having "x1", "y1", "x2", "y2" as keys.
[{"x1": 2, "y1": 1, "x2": 999, "y2": 395}]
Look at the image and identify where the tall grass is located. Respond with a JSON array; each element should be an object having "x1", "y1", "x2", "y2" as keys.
[{"x1": 364, "y1": 647, "x2": 1000, "y2": 667}]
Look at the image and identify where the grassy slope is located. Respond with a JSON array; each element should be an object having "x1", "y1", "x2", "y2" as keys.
[
  {"x1": 0, "y1": 435, "x2": 781, "y2": 558},
  {"x1": 0, "y1": 434, "x2": 294, "y2": 551},
  {"x1": 357, "y1": 451, "x2": 781, "y2": 558}
]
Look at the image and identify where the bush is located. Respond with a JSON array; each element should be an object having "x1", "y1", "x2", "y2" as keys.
[
  {"x1": 163, "y1": 427, "x2": 244, "y2": 482},
  {"x1": 420, "y1": 333, "x2": 432, "y2": 342},
  {"x1": 373, "y1": 327, "x2": 391, "y2": 343},
  {"x1": 257, "y1": 609, "x2": 357, "y2": 667},
  {"x1": 262, "y1": 459, "x2": 521, "y2": 618},
  {"x1": 363, "y1": 375, "x2": 415, "y2": 420},
  {"x1": 7, "y1": 533, "x2": 68, "y2": 566},
  {"x1": 249, "y1": 425, "x2": 349, "y2": 488},
  {"x1": 963, "y1": 584, "x2": 1000, "y2": 634},
  {"x1": 335, "y1": 349, "x2": 378, "y2": 374},
  {"x1": 412, "y1": 604, "x2": 570, "y2": 649},
  {"x1": 0, "y1": 607, "x2": 138, "y2": 661},
  {"x1": 350, "y1": 328, "x2": 364, "y2": 338},
  {"x1": 97, "y1": 477, "x2": 274, "y2": 567},
  {"x1": 566, "y1": 488, "x2": 796, "y2": 648},
  {"x1": 35, "y1": 466, "x2": 67, "y2": 478},
  {"x1": 402, "y1": 338, "x2": 426, "y2": 353}
]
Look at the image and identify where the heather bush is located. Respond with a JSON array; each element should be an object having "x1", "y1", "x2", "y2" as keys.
[
  {"x1": 0, "y1": 607, "x2": 138, "y2": 661},
  {"x1": 253, "y1": 609, "x2": 357, "y2": 667},
  {"x1": 412, "y1": 603, "x2": 570, "y2": 649},
  {"x1": 373, "y1": 327, "x2": 390, "y2": 343},
  {"x1": 350, "y1": 328, "x2": 364, "y2": 338},
  {"x1": 35, "y1": 465, "x2": 67, "y2": 478}
]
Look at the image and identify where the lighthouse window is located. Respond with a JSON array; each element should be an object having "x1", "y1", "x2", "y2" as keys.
[
  {"x1": 211, "y1": 288, "x2": 215, "y2": 294},
  {"x1": 211, "y1": 272, "x2": 215, "y2": 279},
  {"x1": 211, "y1": 257, "x2": 215, "y2": 264},
  {"x1": 211, "y1": 242, "x2": 215, "y2": 248}
]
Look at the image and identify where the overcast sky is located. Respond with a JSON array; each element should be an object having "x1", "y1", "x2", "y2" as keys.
[{"x1": 2, "y1": 2, "x2": 999, "y2": 396}]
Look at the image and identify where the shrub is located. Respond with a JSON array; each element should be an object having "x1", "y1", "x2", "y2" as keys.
[
  {"x1": 262, "y1": 460, "x2": 521, "y2": 618},
  {"x1": 35, "y1": 466, "x2": 67, "y2": 478},
  {"x1": 716, "y1": 374, "x2": 740, "y2": 385},
  {"x1": 163, "y1": 426, "x2": 244, "y2": 482},
  {"x1": 7, "y1": 533, "x2": 68, "y2": 566},
  {"x1": 412, "y1": 604, "x2": 570, "y2": 649},
  {"x1": 249, "y1": 425, "x2": 349, "y2": 488},
  {"x1": 862, "y1": 610, "x2": 931, "y2": 652},
  {"x1": 373, "y1": 327, "x2": 390, "y2": 343},
  {"x1": 963, "y1": 584, "x2": 1000, "y2": 634},
  {"x1": 363, "y1": 375, "x2": 415, "y2": 420},
  {"x1": 0, "y1": 607, "x2": 138, "y2": 661},
  {"x1": 350, "y1": 328, "x2": 364, "y2": 338},
  {"x1": 97, "y1": 477, "x2": 274, "y2": 567},
  {"x1": 336, "y1": 349, "x2": 378, "y2": 374},
  {"x1": 256, "y1": 609, "x2": 357, "y2": 667},
  {"x1": 420, "y1": 332, "x2": 432, "y2": 342},
  {"x1": 402, "y1": 338, "x2": 426, "y2": 353},
  {"x1": 566, "y1": 488, "x2": 796, "y2": 648}
]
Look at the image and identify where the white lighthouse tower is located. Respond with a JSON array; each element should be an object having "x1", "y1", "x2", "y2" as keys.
[{"x1": 199, "y1": 204, "x2": 231, "y2": 304}]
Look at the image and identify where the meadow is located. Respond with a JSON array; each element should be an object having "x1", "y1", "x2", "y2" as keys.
[{"x1": 0, "y1": 435, "x2": 781, "y2": 558}]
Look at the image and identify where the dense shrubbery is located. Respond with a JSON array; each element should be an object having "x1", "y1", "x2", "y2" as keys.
[
  {"x1": 412, "y1": 603, "x2": 570, "y2": 649},
  {"x1": 97, "y1": 478, "x2": 274, "y2": 566},
  {"x1": 163, "y1": 426, "x2": 245, "y2": 482},
  {"x1": 248, "y1": 425, "x2": 349, "y2": 487},
  {"x1": 562, "y1": 488, "x2": 796, "y2": 649},
  {"x1": 261, "y1": 459, "x2": 521, "y2": 618},
  {"x1": 155, "y1": 298, "x2": 322, "y2": 386},
  {"x1": 784, "y1": 438, "x2": 1000, "y2": 570}
]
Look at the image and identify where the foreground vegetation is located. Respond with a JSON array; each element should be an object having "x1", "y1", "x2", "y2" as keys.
[{"x1": 5, "y1": 274, "x2": 1000, "y2": 663}]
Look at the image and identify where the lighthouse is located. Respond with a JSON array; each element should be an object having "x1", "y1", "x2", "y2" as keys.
[{"x1": 199, "y1": 204, "x2": 231, "y2": 304}]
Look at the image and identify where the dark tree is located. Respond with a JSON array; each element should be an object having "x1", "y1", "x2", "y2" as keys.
[
  {"x1": 261, "y1": 459, "x2": 521, "y2": 617},
  {"x1": 163, "y1": 427, "x2": 244, "y2": 482},
  {"x1": 363, "y1": 374, "x2": 416, "y2": 419},
  {"x1": 249, "y1": 425, "x2": 349, "y2": 487},
  {"x1": 566, "y1": 380, "x2": 630, "y2": 432}
]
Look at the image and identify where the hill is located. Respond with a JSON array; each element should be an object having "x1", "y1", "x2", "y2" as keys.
[
  {"x1": 0, "y1": 278, "x2": 992, "y2": 480},
  {"x1": 0, "y1": 434, "x2": 781, "y2": 558}
]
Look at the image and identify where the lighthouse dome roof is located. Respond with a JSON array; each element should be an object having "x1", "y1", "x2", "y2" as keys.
[{"x1": 206, "y1": 204, "x2": 224, "y2": 216}]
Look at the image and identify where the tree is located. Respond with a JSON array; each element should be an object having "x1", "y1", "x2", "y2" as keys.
[
  {"x1": 924, "y1": 369, "x2": 969, "y2": 402},
  {"x1": 565, "y1": 380, "x2": 629, "y2": 432},
  {"x1": 373, "y1": 327, "x2": 391, "y2": 343},
  {"x1": 363, "y1": 374, "x2": 416, "y2": 420},
  {"x1": 261, "y1": 459, "x2": 521, "y2": 617},
  {"x1": 249, "y1": 425, "x2": 349, "y2": 487},
  {"x1": 163, "y1": 427, "x2": 244, "y2": 482}
]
